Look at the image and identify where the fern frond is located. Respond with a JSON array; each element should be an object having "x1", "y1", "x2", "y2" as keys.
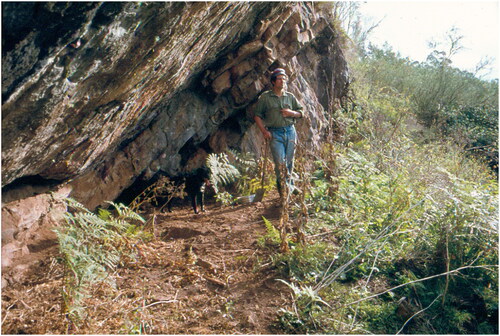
[
  {"x1": 105, "y1": 201, "x2": 146, "y2": 223},
  {"x1": 227, "y1": 148, "x2": 258, "y2": 171},
  {"x1": 65, "y1": 197, "x2": 91, "y2": 213},
  {"x1": 206, "y1": 153, "x2": 241, "y2": 193}
]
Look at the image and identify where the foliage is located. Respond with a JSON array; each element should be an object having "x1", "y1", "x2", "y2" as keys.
[
  {"x1": 440, "y1": 104, "x2": 498, "y2": 167},
  {"x1": 257, "y1": 216, "x2": 281, "y2": 249},
  {"x1": 207, "y1": 149, "x2": 274, "y2": 202},
  {"x1": 226, "y1": 149, "x2": 264, "y2": 196},
  {"x1": 330, "y1": 90, "x2": 496, "y2": 332},
  {"x1": 267, "y1": 55, "x2": 498, "y2": 333},
  {"x1": 343, "y1": 39, "x2": 498, "y2": 332},
  {"x1": 275, "y1": 280, "x2": 331, "y2": 334},
  {"x1": 206, "y1": 152, "x2": 241, "y2": 194},
  {"x1": 214, "y1": 190, "x2": 235, "y2": 207},
  {"x1": 356, "y1": 43, "x2": 498, "y2": 168},
  {"x1": 54, "y1": 198, "x2": 146, "y2": 323}
]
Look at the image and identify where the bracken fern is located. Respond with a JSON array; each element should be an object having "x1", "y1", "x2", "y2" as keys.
[
  {"x1": 206, "y1": 152, "x2": 241, "y2": 194},
  {"x1": 54, "y1": 198, "x2": 145, "y2": 325}
]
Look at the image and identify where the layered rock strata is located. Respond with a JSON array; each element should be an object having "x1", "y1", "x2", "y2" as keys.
[{"x1": 2, "y1": 2, "x2": 349, "y2": 285}]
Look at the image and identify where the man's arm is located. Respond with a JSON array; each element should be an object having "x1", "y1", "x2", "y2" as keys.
[
  {"x1": 254, "y1": 115, "x2": 272, "y2": 139},
  {"x1": 280, "y1": 108, "x2": 303, "y2": 118},
  {"x1": 281, "y1": 94, "x2": 304, "y2": 118}
]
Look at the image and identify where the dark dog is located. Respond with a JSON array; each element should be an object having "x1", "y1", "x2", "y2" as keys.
[
  {"x1": 155, "y1": 167, "x2": 211, "y2": 214},
  {"x1": 184, "y1": 167, "x2": 211, "y2": 214}
]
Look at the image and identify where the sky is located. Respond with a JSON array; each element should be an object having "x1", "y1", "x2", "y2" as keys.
[{"x1": 358, "y1": 1, "x2": 499, "y2": 80}]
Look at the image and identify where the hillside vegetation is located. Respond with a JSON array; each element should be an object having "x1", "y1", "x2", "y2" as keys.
[{"x1": 263, "y1": 16, "x2": 498, "y2": 334}]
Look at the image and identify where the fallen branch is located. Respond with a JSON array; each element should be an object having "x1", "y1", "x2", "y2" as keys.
[{"x1": 221, "y1": 249, "x2": 253, "y2": 253}]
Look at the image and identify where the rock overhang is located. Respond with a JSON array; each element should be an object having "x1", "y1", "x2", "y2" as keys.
[{"x1": 1, "y1": 2, "x2": 350, "y2": 285}]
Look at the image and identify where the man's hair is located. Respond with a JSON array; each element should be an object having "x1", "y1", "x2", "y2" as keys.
[{"x1": 270, "y1": 68, "x2": 287, "y2": 82}]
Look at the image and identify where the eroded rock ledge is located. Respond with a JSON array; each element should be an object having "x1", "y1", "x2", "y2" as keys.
[{"x1": 2, "y1": 2, "x2": 349, "y2": 286}]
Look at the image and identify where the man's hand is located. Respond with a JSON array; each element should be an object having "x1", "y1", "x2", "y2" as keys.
[
  {"x1": 254, "y1": 115, "x2": 272, "y2": 140},
  {"x1": 281, "y1": 108, "x2": 301, "y2": 118}
]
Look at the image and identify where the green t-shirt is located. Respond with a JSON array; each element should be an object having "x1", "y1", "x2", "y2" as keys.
[{"x1": 254, "y1": 90, "x2": 304, "y2": 128}]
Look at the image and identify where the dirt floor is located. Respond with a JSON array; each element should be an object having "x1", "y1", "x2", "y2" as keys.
[{"x1": 1, "y1": 192, "x2": 295, "y2": 334}]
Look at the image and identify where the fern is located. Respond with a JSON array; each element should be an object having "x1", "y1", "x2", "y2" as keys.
[
  {"x1": 257, "y1": 216, "x2": 281, "y2": 248},
  {"x1": 54, "y1": 198, "x2": 146, "y2": 323},
  {"x1": 206, "y1": 153, "x2": 241, "y2": 193},
  {"x1": 64, "y1": 197, "x2": 91, "y2": 213},
  {"x1": 227, "y1": 148, "x2": 258, "y2": 172},
  {"x1": 105, "y1": 201, "x2": 146, "y2": 223}
]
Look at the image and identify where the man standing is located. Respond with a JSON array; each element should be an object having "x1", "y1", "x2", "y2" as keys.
[{"x1": 254, "y1": 68, "x2": 304, "y2": 198}]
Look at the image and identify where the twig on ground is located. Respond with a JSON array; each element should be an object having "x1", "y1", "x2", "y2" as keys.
[
  {"x1": 204, "y1": 275, "x2": 226, "y2": 287},
  {"x1": 133, "y1": 300, "x2": 178, "y2": 311},
  {"x1": 396, "y1": 294, "x2": 442, "y2": 334},
  {"x1": 221, "y1": 249, "x2": 253, "y2": 253}
]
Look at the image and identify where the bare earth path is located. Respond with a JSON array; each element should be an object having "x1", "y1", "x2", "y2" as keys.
[{"x1": 2, "y1": 193, "x2": 293, "y2": 334}]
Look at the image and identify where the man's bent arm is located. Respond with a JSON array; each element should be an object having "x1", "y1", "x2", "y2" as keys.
[{"x1": 281, "y1": 108, "x2": 303, "y2": 118}]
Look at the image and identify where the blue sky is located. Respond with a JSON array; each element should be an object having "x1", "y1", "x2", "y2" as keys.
[{"x1": 358, "y1": 1, "x2": 499, "y2": 80}]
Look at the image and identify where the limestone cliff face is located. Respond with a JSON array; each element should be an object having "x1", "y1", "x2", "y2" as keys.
[{"x1": 1, "y1": 2, "x2": 349, "y2": 284}]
